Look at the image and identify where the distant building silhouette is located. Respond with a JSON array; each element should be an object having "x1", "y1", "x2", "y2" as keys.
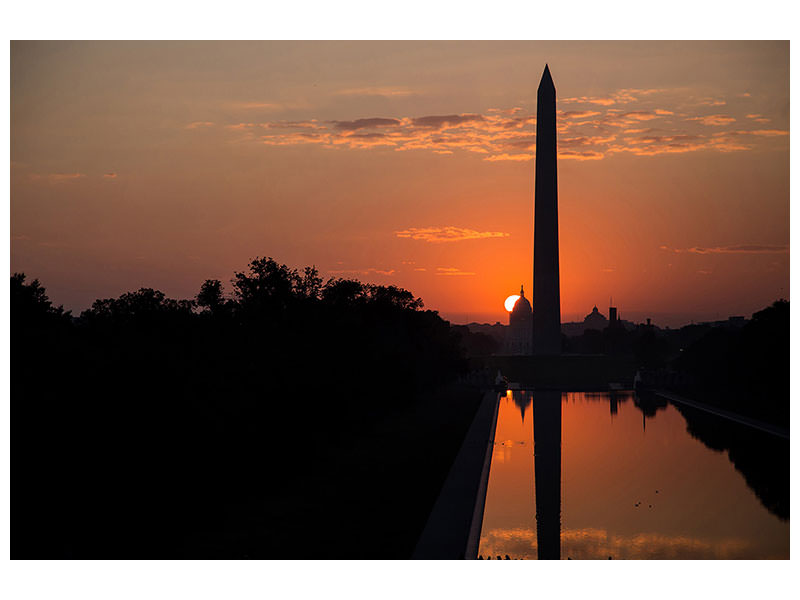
[
  {"x1": 583, "y1": 306, "x2": 608, "y2": 330},
  {"x1": 504, "y1": 286, "x2": 532, "y2": 355},
  {"x1": 532, "y1": 64, "x2": 562, "y2": 355}
]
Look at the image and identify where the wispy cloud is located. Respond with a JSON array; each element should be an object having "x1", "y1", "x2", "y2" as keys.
[
  {"x1": 103, "y1": 172, "x2": 118, "y2": 179},
  {"x1": 411, "y1": 114, "x2": 484, "y2": 129},
  {"x1": 30, "y1": 172, "x2": 86, "y2": 182},
  {"x1": 186, "y1": 121, "x2": 215, "y2": 129},
  {"x1": 327, "y1": 267, "x2": 396, "y2": 276},
  {"x1": 214, "y1": 86, "x2": 786, "y2": 161},
  {"x1": 484, "y1": 153, "x2": 533, "y2": 162},
  {"x1": 733, "y1": 129, "x2": 788, "y2": 137},
  {"x1": 697, "y1": 98, "x2": 727, "y2": 107},
  {"x1": 436, "y1": 267, "x2": 476, "y2": 276},
  {"x1": 686, "y1": 114, "x2": 736, "y2": 126},
  {"x1": 334, "y1": 117, "x2": 402, "y2": 131},
  {"x1": 660, "y1": 244, "x2": 789, "y2": 254},
  {"x1": 395, "y1": 226, "x2": 509, "y2": 243},
  {"x1": 560, "y1": 110, "x2": 601, "y2": 119}
]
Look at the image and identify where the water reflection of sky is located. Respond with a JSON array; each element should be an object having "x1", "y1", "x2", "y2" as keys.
[{"x1": 477, "y1": 391, "x2": 789, "y2": 559}]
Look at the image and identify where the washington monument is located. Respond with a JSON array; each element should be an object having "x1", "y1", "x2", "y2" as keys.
[{"x1": 532, "y1": 64, "x2": 562, "y2": 355}]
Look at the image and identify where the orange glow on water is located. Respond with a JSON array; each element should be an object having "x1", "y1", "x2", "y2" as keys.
[{"x1": 478, "y1": 391, "x2": 788, "y2": 559}]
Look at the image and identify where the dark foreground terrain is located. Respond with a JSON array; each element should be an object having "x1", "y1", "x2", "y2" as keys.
[{"x1": 12, "y1": 259, "x2": 483, "y2": 558}]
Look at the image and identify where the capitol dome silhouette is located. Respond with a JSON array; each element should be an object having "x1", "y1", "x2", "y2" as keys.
[{"x1": 505, "y1": 285, "x2": 532, "y2": 355}]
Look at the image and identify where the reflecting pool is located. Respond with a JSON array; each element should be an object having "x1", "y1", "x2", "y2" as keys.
[{"x1": 477, "y1": 390, "x2": 789, "y2": 559}]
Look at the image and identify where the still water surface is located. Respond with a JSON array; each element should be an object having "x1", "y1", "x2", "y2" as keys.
[{"x1": 478, "y1": 391, "x2": 789, "y2": 559}]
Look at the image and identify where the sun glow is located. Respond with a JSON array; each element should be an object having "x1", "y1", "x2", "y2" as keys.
[{"x1": 504, "y1": 295, "x2": 520, "y2": 312}]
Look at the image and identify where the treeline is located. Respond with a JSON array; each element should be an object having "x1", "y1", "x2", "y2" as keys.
[
  {"x1": 12, "y1": 258, "x2": 480, "y2": 558},
  {"x1": 559, "y1": 301, "x2": 789, "y2": 427},
  {"x1": 673, "y1": 300, "x2": 789, "y2": 427}
]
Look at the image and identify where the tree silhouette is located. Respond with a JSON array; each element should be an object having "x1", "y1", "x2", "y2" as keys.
[
  {"x1": 196, "y1": 279, "x2": 225, "y2": 313},
  {"x1": 11, "y1": 258, "x2": 474, "y2": 558}
]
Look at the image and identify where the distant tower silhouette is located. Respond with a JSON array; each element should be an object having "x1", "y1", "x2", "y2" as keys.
[{"x1": 532, "y1": 64, "x2": 561, "y2": 355}]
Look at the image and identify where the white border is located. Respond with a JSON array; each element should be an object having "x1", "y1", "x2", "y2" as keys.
[{"x1": 3, "y1": 2, "x2": 797, "y2": 599}]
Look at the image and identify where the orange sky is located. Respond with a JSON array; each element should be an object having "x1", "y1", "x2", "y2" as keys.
[{"x1": 10, "y1": 41, "x2": 789, "y2": 327}]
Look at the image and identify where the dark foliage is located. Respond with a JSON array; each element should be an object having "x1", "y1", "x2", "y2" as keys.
[
  {"x1": 450, "y1": 325, "x2": 500, "y2": 357},
  {"x1": 673, "y1": 300, "x2": 789, "y2": 426},
  {"x1": 12, "y1": 259, "x2": 476, "y2": 558}
]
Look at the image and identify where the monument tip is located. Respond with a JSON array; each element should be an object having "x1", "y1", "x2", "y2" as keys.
[{"x1": 539, "y1": 64, "x2": 554, "y2": 90}]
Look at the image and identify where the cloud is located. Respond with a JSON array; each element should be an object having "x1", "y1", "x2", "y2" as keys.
[
  {"x1": 558, "y1": 150, "x2": 605, "y2": 161},
  {"x1": 219, "y1": 87, "x2": 783, "y2": 161},
  {"x1": 186, "y1": 121, "x2": 215, "y2": 129},
  {"x1": 411, "y1": 114, "x2": 484, "y2": 129},
  {"x1": 660, "y1": 244, "x2": 788, "y2": 254},
  {"x1": 334, "y1": 117, "x2": 402, "y2": 131},
  {"x1": 697, "y1": 98, "x2": 726, "y2": 107},
  {"x1": 484, "y1": 153, "x2": 533, "y2": 162},
  {"x1": 395, "y1": 226, "x2": 509, "y2": 243},
  {"x1": 413, "y1": 267, "x2": 427, "y2": 272},
  {"x1": 436, "y1": 267, "x2": 476, "y2": 276},
  {"x1": 686, "y1": 114, "x2": 736, "y2": 126},
  {"x1": 561, "y1": 96, "x2": 617, "y2": 106},
  {"x1": 103, "y1": 172, "x2": 118, "y2": 179},
  {"x1": 560, "y1": 88, "x2": 665, "y2": 107},
  {"x1": 620, "y1": 111, "x2": 660, "y2": 121},
  {"x1": 30, "y1": 173, "x2": 86, "y2": 182},
  {"x1": 738, "y1": 129, "x2": 788, "y2": 137},
  {"x1": 561, "y1": 110, "x2": 602, "y2": 119},
  {"x1": 327, "y1": 267, "x2": 396, "y2": 276}
]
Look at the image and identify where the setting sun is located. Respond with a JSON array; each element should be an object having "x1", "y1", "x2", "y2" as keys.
[{"x1": 504, "y1": 295, "x2": 521, "y2": 312}]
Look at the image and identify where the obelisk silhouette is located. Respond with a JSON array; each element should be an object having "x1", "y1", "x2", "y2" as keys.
[{"x1": 532, "y1": 64, "x2": 562, "y2": 355}]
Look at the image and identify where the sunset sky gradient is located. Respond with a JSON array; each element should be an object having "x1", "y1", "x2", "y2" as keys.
[{"x1": 11, "y1": 41, "x2": 789, "y2": 326}]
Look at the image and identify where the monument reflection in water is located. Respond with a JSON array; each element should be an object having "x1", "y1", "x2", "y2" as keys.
[
  {"x1": 533, "y1": 391, "x2": 561, "y2": 559},
  {"x1": 477, "y1": 390, "x2": 789, "y2": 560}
]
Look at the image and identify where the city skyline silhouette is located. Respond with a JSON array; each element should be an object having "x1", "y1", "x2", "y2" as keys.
[{"x1": 11, "y1": 41, "x2": 789, "y2": 328}]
